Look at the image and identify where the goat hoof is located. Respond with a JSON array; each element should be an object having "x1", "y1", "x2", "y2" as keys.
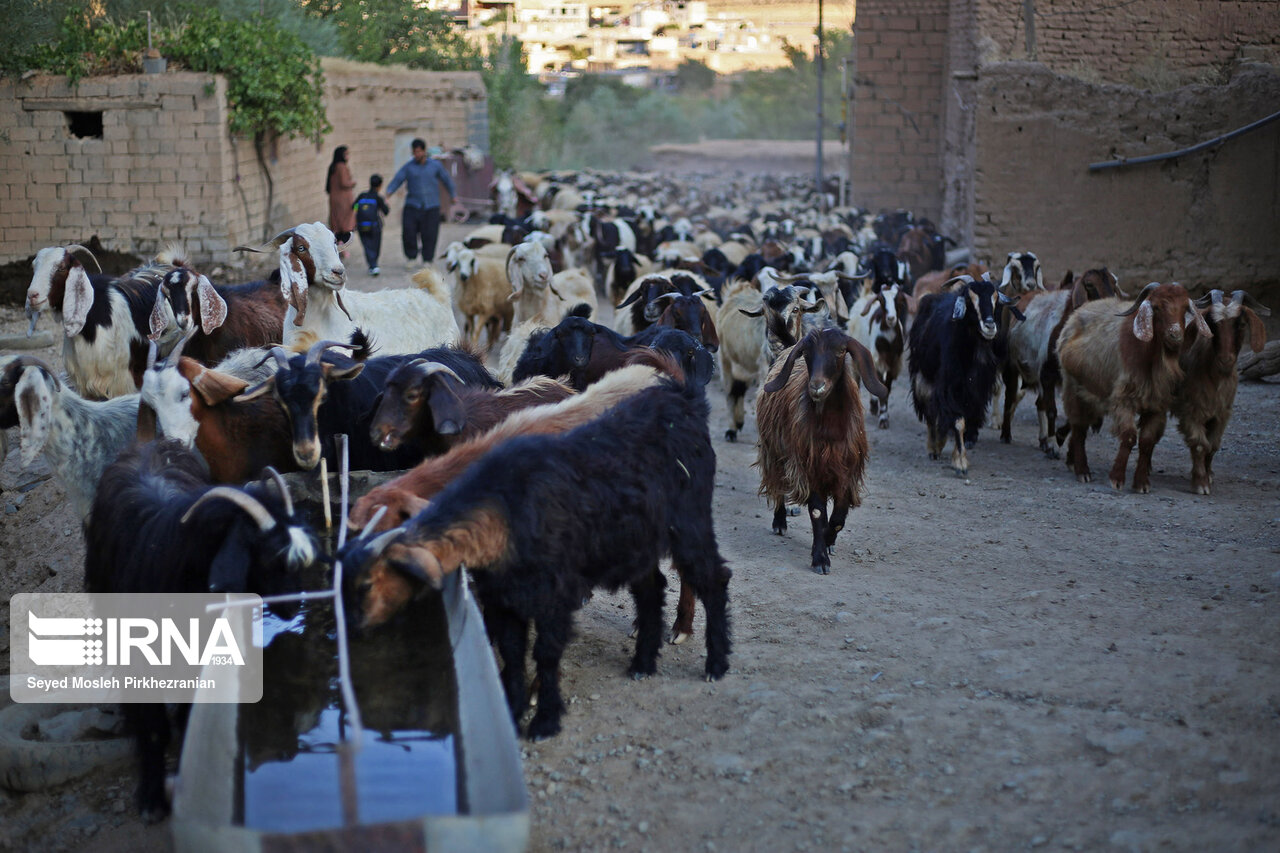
[
  {"x1": 1109, "y1": 478, "x2": 1124, "y2": 490},
  {"x1": 953, "y1": 468, "x2": 968, "y2": 478},
  {"x1": 1043, "y1": 447, "x2": 1060, "y2": 460},
  {"x1": 788, "y1": 507, "x2": 801, "y2": 516},
  {"x1": 724, "y1": 429, "x2": 738, "y2": 442},
  {"x1": 669, "y1": 630, "x2": 691, "y2": 646},
  {"x1": 526, "y1": 713, "x2": 562, "y2": 741},
  {"x1": 928, "y1": 452, "x2": 939, "y2": 461},
  {"x1": 772, "y1": 524, "x2": 786, "y2": 535},
  {"x1": 878, "y1": 417, "x2": 889, "y2": 430},
  {"x1": 811, "y1": 563, "x2": 830, "y2": 575},
  {"x1": 1134, "y1": 483, "x2": 1150, "y2": 495},
  {"x1": 1195, "y1": 485, "x2": 1210, "y2": 496},
  {"x1": 629, "y1": 623, "x2": 638, "y2": 639}
]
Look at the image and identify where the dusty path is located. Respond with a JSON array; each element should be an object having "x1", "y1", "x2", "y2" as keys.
[{"x1": 1, "y1": 225, "x2": 1278, "y2": 852}]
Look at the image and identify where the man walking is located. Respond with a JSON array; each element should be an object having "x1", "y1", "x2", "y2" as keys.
[{"x1": 386, "y1": 138, "x2": 456, "y2": 265}]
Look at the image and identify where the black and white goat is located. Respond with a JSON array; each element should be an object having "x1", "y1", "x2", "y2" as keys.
[
  {"x1": 146, "y1": 266, "x2": 287, "y2": 366},
  {"x1": 85, "y1": 440, "x2": 318, "y2": 821}
]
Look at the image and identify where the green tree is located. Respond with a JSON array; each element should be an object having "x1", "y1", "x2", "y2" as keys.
[
  {"x1": 298, "y1": 0, "x2": 481, "y2": 70},
  {"x1": 675, "y1": 58, "x2": 715, "y2": 93}
]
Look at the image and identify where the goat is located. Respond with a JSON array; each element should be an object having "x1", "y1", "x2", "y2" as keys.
[
  {"x1": 237, "y1": 222, "x2": 459, "y2": 354},
  {"x1": 370, "y1": 364, "x2": 573, "y2": 454},
  {"x1": 495, "y1": 242, "x2": 596, "y2": 384},
  {"x1": 613, "y1": 272, "x2": 713, "y2": 337},
  {"x1": 848, "y1": 282, "x2": 908, "y2": 429},
  {"x1": 85, "y1": 440, "x2": 317, "y2": 820},
  {"x1": 346, "y1": 365, "x2": 731, "y2": 740},
  {"x1": 740, "y1": 281, "x2": 832, "y2": 367},
  {"x1": 450, "y1": 247, "x2": 514, "y2": 349},
  {"x1": 0, "y1": 355, "x2": 138, "y2": 522},
  {"x1": 911, "y1": 262, "x2": 989, "y2": 313},
  {"x1": 715, "y1": 278, "x2": 767, "y2": 441},
  {"x1": 755, "y1": 328, "x2": 888, "y2": 574},
  {"x1": 237, "y1": 337, "x2": 497, "y2": 472},
  {"x1": 1171, "y1": 289, "x2": 1269, "y2": 494},
  {"x1": 1000, "y1": 268, "x2": 1119, "y2": 454},
  {"x1": 146, "y1": 266, "x2": 287, "y2": 366},
  {"x1": 26, "y1": 245, "x2": 180, "y2": 399},
  {"x1": 1000, "y1": 251, "x2": 1044, "y2": 294},
  {"x1": 349, "y1": 361, "x2": 668, "y2": 533},
  {"x1": 908, "y1": 273, "x2": 1017, "y2": 476},
  {"x1": 605, "y1": 248, "x2": 654, "y2": 305},
  {"x1": 1057, "y1": 282, "x2": 1211, "y2": 492}
]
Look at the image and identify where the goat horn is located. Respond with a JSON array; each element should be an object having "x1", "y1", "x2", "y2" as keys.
[
  {"x1": 260, "y1": 466, "x2": 295, "y2": 519},
  {"x1": 10, "y1": 356, "x2": 62, "y2": 391},
  {"x1": 146, "y1": 339, "x2": 158, "y2": 371},
  {"x1": 260, "y1": 346, "x2": 291, "y2": 372},
  {"x1": 1231, "y1": 290, "x2": 1272, "y2": 316},
  {"x1": 652, "y1": 292, "x2": 680, "y2": 303},
  {"x1": 941, "y1": 275, "x2": 973, "y2": 290},
  {"x1": 1116, "y1": 282, "x2": 1161, "y2": 317},
  {"x1": 358, "y1": 506, "x2": 389, "y2": 541},
  {"x1": 182, "y1": 488, "x2": 276, "y2": 532},
  {"x1": 305, "y1": 339, "x2": 350, "y2": 366},
  {"x1": 414, "y1": 361, "x2": 463, "y2": 382},
  {"x1": 66, "y1": 244, "x2": 101, "y2": 273},
  {"x1": 363, "y1": 526, "x2": 405, "y2": 559},
  {"x1": 1193, "y1": 290, "x2": 1222, "y2": 308},
  {"x1": 165, "y1": 328, "x2": 198, "y2": 366}
]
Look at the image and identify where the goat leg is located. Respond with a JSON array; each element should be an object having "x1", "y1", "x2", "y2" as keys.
[
  {"x1": 1037, "y1": 386, "x2": 1059, "y2": 458},
  {"x1": 1067, "y1": 422, "x2": 1091, "y2": 481},
  {"x1": 1000, "y1": 366, "x2": 1018, "y2": 444},
  {"x1": 1109, "y1": 416, "x2": 1138, "y2": 490},
  {"x1": 877, "y1": 378, "x2": 890, "y2": 429},
  {"x1": 1131, "y1": 410, "x2": 1166, "y2": 494},
  {"x1": 808, "y1": 495, "x2": 831, "y2": 574},
  {"x1": 526, "y1": 612, "x2": 572, "y2": 741},
  {"x1": 628, "y1": 567, "x2": 666, "y2": 678},
  {"x1": 826, "y1": 499, "x2": 851, "y2": 553},
  {"x1": 926, "y1": 420, "x2": 941, "y2": 460},
  {"x1": 725, "y1": 379, "x2": 748, "y2": 441},
  {"x1": 670, "y1": 575, "x2": 696, "y2": 645},
  {"x1": 126, "y1": 702, "x2": 171, "y2": 823},
  {"x1": 771, "y1": 500, "x2": 788, "y2": 535},
  {"x1": 950, "y1": 417, "x2": 969, "y2": 477},
  {"x1": 487, "y1": 605, "x2": 530, "y2": 727}
]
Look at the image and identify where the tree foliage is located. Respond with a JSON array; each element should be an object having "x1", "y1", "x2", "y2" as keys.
[{"x1": 298, "y1": 0, "x2": 482, "y2": 70}]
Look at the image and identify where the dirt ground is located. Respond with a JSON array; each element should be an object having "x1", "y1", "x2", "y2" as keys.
[{"x1": 1, "y1": 214, "x2": 1278, "y2": 853}]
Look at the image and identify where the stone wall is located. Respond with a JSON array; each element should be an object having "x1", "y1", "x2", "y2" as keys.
[
  {"x1": 850, "y1": 0, "x2": 952, "y2": 223},
  {"x1": 971, "y1": 61, "x2": 1280, "y2": 292},
  {"x1": 0, "y1": 59, "x2": 487, "y2": 267}
]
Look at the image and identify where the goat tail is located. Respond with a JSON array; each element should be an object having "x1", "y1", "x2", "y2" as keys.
[
  {"x1": 154, "y1": 242, "x2": 190, "y2": 268},
  {"x1": 348, "y1": 327, "x2": 378, "y2": 360},
  {"x1": 411, "y1": 267, "x2": 451, "y2": 303}
]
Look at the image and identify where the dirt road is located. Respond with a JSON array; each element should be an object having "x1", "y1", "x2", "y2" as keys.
[{"x1": 1, "y1": 229, "x2": 1277, "y2": 852}]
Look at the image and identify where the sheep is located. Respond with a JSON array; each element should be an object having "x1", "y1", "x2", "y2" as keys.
[
  {"x1": 345, "y1": 361, "x2": 732, "y2": 740},
  {"x1": 348, "y1": 360, "x2": 670, "y2": 533},
  {"x1": 26, "y1": 245, "x2": 181, "y2": 399},
  {"x1": 1000, "y1": 267, "x2": 1119, "y2": 454},
  {"x1": 146, "y1": 266, "x2": 287, "y2": 366},
  {"x1": 449, "y1": 247, "x2": 514, "y2": 349},
  {"x1": 715, "y1": 278, "x2": 767, "y2": 441},
  {"x1": 0, "y1": 355, "x2": 139, "y2": 522},
  {"x1": 85, "y1": 439, "x2": 318, "y2": 820},
  {"x1": 237, "y1": 222, "x2": 459, "y2": 354},
  {"x1": 754, "y1": 328, "x2": 888, "y2": 574},
  {"x1": 1056, "y1": 282, "x2": 1211, "y2": 492},
  {"x1": 1170, "y1": 289, "x2": 1270, "y2": 494},
  {"x1": 848, "y1": 281, "x2": 908, "y2": 429},
  {"x1": 369, "y1": 363, "x2": 573, "y2": 454},
  {"x1": 907, "y1": 273, "x2": 1016, "y2": 477},
  {"x1": 236, "y1": 337, "x2": 498, "y2": 472}
]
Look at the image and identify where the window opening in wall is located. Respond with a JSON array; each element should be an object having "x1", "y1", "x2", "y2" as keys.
[{"x1": 66, "y1": 111, "x2": 103, "y2": 139}]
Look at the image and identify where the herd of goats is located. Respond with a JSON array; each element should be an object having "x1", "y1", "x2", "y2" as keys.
[{"x1": 0, "y1": 169, "x2": 1271, "y2": 821}]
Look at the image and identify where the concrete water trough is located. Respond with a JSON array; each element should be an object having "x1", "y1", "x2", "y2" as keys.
[{"x1": 170, "y1": 470, "x2": 529, "y2": 852}]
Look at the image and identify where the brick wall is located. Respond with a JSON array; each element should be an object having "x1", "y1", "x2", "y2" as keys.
[
  {"x1": 850, "y1": 0, "x2": 952, "y2": 223},
  {"x1": 975, "y1": 0, "x2": 1280, "y2": 85},
  {"x1": 972, "y1": 61, "x2": 1280, "y2": 292},
  {"x1": 0, "y1": 59, "x2": 487, "y2": 266}
]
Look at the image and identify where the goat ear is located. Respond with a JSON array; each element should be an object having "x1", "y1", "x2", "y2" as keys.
[
  {"x1": 1186, "y1": 307, "x2": 1212, "y2": 340},
  {"x1": 148, "y1": 285, "x2": 170, "y2": 342},
  {"x1": 196, "y1": 276, "x2": 228, "y2": 334},
  {"x1": 425, "y1": 377, "x2": 467, "y2": 436},
  {"x1": 951, "y1": 292, "x2": 968, "y2": 320},
  {"x1": 846, "y1": 338, "x2": 889, "y2": 401},
  {"x1": 62, "y1": 266, "x2": 94, "y2": 337},
  {"x1": 1243, "y1": 308, "x2": 1267, "y2": 353},
  {"x1": 1132, "y1": 301, "x2": 1155, "y2": 342},
  {"x1": 763, "y1": 341, "x2": 805, "y2": 394},
  {"x1": 15, "y1": 369, "x2": 54, "y2": 467},
  {"x1": 279, "y1": 239, "x2": 309, "y2": 325},
  {"x1": 207, "y1": 526, "x2": 253, "y2": 593},
  {"x1": 234, "y1": 377, "x2": 275, "y2": 404},
  {"x1": 322, "y1": 360, "x2": 365, "y2": 383},
  {"x1": 193, "y1": 369, "x2": 250, "y2": 406}
]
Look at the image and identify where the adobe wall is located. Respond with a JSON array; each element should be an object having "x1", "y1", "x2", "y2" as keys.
[
  {"x1": 0, "y1": 60, "x2": 487, "y2": 267},
  {"x1": 971, "y1": 61, "x2": 1280, "y2": 292},
  {"x1": 974, "y1": 0, "x2": 1280, "y2": 85},
  {"x1": 850, "y1": 0, "x2": 952, "y2": 223}
]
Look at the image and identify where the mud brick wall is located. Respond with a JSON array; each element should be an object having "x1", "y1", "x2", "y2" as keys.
[
  {"x1": 0, "y1": 60, "x2": 486, "y2": 267},
  {"x1": 851, "y1": 0, "x2": 952, "y2": 223},
  {"x1": 971, "y1": 62, "x2": 1280, "y2": 292},
  {"x1": 975, "y1": 0, "x2": 1280, "y2": 85}
]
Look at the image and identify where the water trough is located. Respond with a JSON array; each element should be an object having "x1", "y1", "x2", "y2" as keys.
[{"x1": 170, "y1": 468, "x2": 529, "y2": 852}]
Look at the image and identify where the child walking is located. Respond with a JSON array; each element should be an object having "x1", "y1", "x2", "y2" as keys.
[{"x1": 352, "y1": 174, "x2": 390, "y2": 275}]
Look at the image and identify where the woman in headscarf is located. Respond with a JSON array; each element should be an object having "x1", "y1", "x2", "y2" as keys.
[{"x1": 326, "y1": 146, "x2": 357, "y2": 246}]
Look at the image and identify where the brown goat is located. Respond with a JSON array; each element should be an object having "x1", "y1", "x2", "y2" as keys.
[
  {"x1": 1171, "y1": 289, "x2": 1270, "y2": 494},
  {"x1": 910, "y1": 262, "x2": 988, "y2": 309},
  {"x1": 755, "y1": 328, "x2": 888, "y2": 574},
  {"x1": 1057, "y1": 282, "x2": 1211, "y2": 493}
]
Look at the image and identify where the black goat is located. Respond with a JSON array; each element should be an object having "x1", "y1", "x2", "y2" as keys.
[
  {"x1": 85, "y1": 440, "x2": 317, "y2": 821},
  {"x1": 907, "y1": 273, "x2": 1016, "y2": 476},
  {"x1": 616, "y1": 272, "x2": 712, "y2": 336},
  {"x1": 239, "y1": 335, "x2": 498, "y2": 471},
  {"x1": 349, "y1": 368, "x2": 732, "y2": 740}
]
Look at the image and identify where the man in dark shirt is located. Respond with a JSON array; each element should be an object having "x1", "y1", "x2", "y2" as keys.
[{"x1": 386, "y1": 138, "x2": 457, "y2": 265}]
